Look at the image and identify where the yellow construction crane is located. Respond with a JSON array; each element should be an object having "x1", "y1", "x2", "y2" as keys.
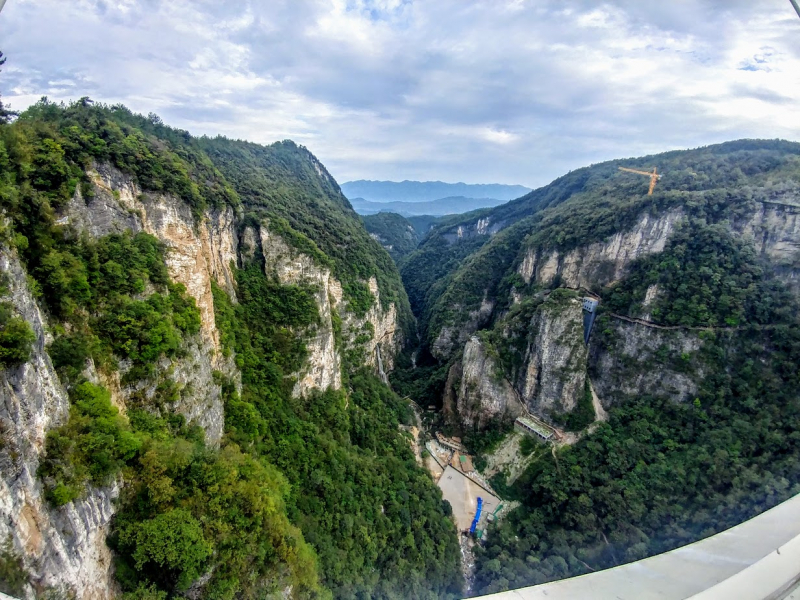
[{"x1": 618, "y1": 166, "x2": 661, "y2": 195}]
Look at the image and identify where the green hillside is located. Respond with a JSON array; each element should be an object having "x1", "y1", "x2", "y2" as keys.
[
  {"x1": 0, "y1": 99, "x2": 461, "y2": 599},
  {"x1": 361, "y1": 212, "x2": 419, "y2": 262},
  {"x1": 403, "y1": 139, "x2": 800, "y2": 351},
  {"x1": 395, "y1": 138, "x2": 800, "y2": 595}
]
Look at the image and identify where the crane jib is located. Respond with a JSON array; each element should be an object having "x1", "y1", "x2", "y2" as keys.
[{"x1": 618, "y1": 166, "x2": 661, "y2": 195}]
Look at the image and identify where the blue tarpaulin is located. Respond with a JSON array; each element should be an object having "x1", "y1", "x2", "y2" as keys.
[{"x1": 470, "y1": 497, "x2": 483, "y2": 534}]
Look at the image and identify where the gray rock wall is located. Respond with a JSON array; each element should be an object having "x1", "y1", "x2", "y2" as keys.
[
  {"x1": 518, "y1": 295, "x2": 587, "y2": 418},
  {"x1": 0, "y1": 248, "x2": 118, "y2": 600}
]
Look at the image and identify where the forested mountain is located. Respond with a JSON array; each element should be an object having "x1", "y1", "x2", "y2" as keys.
[
  {"x1": 407, "y1": 214, "x2": 447, "y2": 237},
  {"x1": 395, "y1": 139, "x2": 800, "y2": 595},
  {"x1": 341, "y1": 180, "x2": 530, "y2": 203},
  {"x1": 0, "y1": 100, "x2": 462, "y2": 600},
  {"x1": 4, "y1": 96, "x2": 800, "y2": 600},
  {"x1": 351, "y1": 195, "x2": 510, "y2": 216},
  {"x1": 362, "y1": 213, "x2": 468, "y2": 264},
  {"x1": 361, "y1": 213, "x2": 419, "y2": 262}
]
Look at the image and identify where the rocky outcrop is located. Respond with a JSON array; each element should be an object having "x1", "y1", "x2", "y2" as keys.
[
  {"x1": 449, "y1": 337, "x2": 520, "y2": 430},
  {"x1": 355, "y1": 277, "x2": 400, "y2": 373},
  {"x1": 0, "y1": 248, "x2": 117, "y2": 599},
  {"x1": 62, "y1": 163, "x2": 240, "y2": 446},
  {"x1": 64, "y1": 163, "x2": 401, "y2": 409},
  {"x1": 432, "y1": 297, "x2": 494, "y2": 359},
  {"x1": 441, "y1": 216, "x2": 507, "y2": 244},
  {"x1": 75, "y1": 163, "x2": 240, "y2": 353},
  {"x1": 517, "y1": 294, "x2": 587, "y2": 418},
  {"x1": 589, "y1": 316, "x2": 703, "y2": 407},
  {"x1": 258, "y1": 225, "x2": 343, "y2": 397},
  {"x1": 737, "y1": 201, "x2": 800, "y2": 292},
  {"x1": 447, "y1": 293, "x2": 588, "y2": 430},
  {"x1": 254, "y1": 224, "x2": 401, "y2": 396},
  {"x1": 518, "y1": 208, "x2": 685, "y2": 289}
]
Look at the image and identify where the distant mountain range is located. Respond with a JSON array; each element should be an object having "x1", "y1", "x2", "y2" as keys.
[
  {"x1": 350, "y1": 195, "x2": 511, "y2": 216},
  {"x1": 341, "y1": 180, "x2": 531, "y2": 204}
]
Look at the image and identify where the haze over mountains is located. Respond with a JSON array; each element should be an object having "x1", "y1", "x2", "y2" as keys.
[
  {"x1": 351, "y1": 195, "x2": 510, "y2": 216},
  {"x1": 342, "y1": 180, "x2": 531, "y2": 216}
]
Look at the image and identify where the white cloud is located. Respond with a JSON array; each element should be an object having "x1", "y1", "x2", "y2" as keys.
[{"x1": 1, "y1": 0, "x2": 799, "y2": 187}]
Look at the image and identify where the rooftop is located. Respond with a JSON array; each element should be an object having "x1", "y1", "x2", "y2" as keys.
[{"x1": 515, "y1": 416, "x2": 554, "y2": 439}]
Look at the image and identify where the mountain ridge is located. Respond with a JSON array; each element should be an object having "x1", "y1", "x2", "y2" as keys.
[
  {"x1": 0, "y1": 99, "x2": 462, "y2": 600},
  {"x1": 392, "y1": 136, "x2": 800, "y2": 596},
  {"x1": 351, "y1": 194, "x2": 511, "y2": 216},
  {"x1": 341, "y1": 179, "x2": 531, "y2": 203}
]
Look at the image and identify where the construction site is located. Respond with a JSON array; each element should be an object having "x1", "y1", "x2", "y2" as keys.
[{"x1": 426, "y1": 433, "x2": 503, "y2": 536}]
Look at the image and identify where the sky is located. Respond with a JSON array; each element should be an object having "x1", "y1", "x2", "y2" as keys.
[{"x1": 1, "y1": 0, "x2": 800, "y2": 188}]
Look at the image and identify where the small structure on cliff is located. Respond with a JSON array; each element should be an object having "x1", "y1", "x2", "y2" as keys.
[
  {"x1": 436, "y1": 431, "x2": 467, "y2": 452},
  {"x1": 582, "y1": 297, "x2": 599, "y2": 344},
  {"x1": 514, "y1": 416, "x2": 555, "y2": 441}
]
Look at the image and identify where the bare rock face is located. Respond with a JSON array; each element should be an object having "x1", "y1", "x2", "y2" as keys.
[
  {"x1": 518, "y1": 295, "x2": 587, "y2": 418},
  {"x1": 258, "y1": 225, "x2": 344, "y2": 397},
  {"x1": 453, "y1": 336, "x2": 521, "y2": 429},
  {"x1": 63, "y1": 164, "x2": 241, "y2": 446},
  {"x1": 357, "y1": 277, "x2": 400, "y2": 373},
  {"x1": 590, "y1": 317, "x2": 703, "y2": 407},
  {"x1": 441, "y1": 216, "x2": 506, "y2": 244},
  {"x1": 448, "y1": 293, "x2": 588, "y2": 430},
  {"x1": 431, "y1": 297, "x2": 494, "y2": 360},
  {"x1": 257, "y1": 224, "x2": 401, "y2": 393},
  {"x1": 518, "y1": 209, "x2": 685, "y2": 289},
  {"x1": 0, "y1": 248, "x2": 118, "y2": 600},
  {"x1": 736, "y1": 202, "x2": 800, "y2": 292},
  {"x1": 80, "y1": 163, "x2": 239, "y2": 355},
  {"x1": 67, "y1": 163, "x2": 402, "y2": 407}
]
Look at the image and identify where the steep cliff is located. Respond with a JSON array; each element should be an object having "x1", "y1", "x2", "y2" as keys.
[
  {"x1": 517, "y1": 292, "x2": 587, "y2": 418},
  {"x1": 589, "y1": 315, "x2": 703, "y2": 407},
  {"x1": 0, "y1": 247, "x2": 118, "y2": 599},
  {"x1": 252, "y1": 223, "x2": 401, "y2": 396},
  {"x1": 446, "y1": 290, "x2": 590, "y2": 431},
  {"x1": 0, "y1": 100, "x2": 462, "y2": 600},
  {"x1": 400, "y1": 139, "x2": 800, "y2": 436},
  {"x1": 255, "y1": 224, "x2": 344, "y2": 397},
  {"x1": 446, "y1": 336, "x2": 521, "y2": 430},
  {"x1": 736, "y1": 200, "x2": 800, "y2": 292},
  {"x1": 63, "y1": 162, "x2": 239, "y2": 446},
  {"x1": 518, "y1": 208, "x2": 685, "y2": 289}
]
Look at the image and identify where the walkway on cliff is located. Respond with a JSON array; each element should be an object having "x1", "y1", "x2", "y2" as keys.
[{"x1": 609, "y1": 312, "x2": 791, "y2": 332}]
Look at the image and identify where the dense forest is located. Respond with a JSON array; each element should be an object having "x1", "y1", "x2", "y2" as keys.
[
  {"x1": 392, "y1": 138, "x2": 800, "y2": 595},
  {"x1": 403, "y1": 139, "x2": 800, "y2": 353},
  {"x1": 472, "y1": 220, "x2": 800, "y2": 593},
  {"x1": 0, "y1": 99, "x2": 461, "y2": 599},
  {"x1": 4, "y1": 93, "x2": 800, "y2": 600}
]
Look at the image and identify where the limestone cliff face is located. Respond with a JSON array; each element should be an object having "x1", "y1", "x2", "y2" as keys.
[
  {"x1": 590, "y1": 316, "x2": 703, "y2": 407},
  {"x1": 518, "y1": 209, "x2": 685, "y2": 289},
  {"x1": 441, "y1": 216, "x2": 506, "y2": 244},
  {"x1": 448, "y1": 336, "x2": 521, "y2": 430},
  {"x1": 66, "y1": 163, "x2": 401, "y2": 406},
  {"x1": 0, "y1": 248, "x2": 117, "y2": 599},
  {"x1": 448, "y1": 294, "x2": 588, "y2": 430},
  {"x1": 254, "y1": 224, "x2": 401, "y2": 394},
  {"x1": 355, "y1": 277, "x2": 400, "y2": 373},
  {"x1": 517, "y1": 295, "x2": 587, "y2": 418},
  {"x1": 0, "y1": 160, "x2": 404, "y2": 598},
  {"x1": 257, "y1": 225, "x2": 343, "y2": 397},
  {"x1": 431, "y1": 297, "x2": 494, "y2": 360},
  {"x1": 63, "y1": 163, "x2": 239, "y2": 446},
  {"x1": 736, "y1": 201, "x2": 800, "y2": 292}
]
